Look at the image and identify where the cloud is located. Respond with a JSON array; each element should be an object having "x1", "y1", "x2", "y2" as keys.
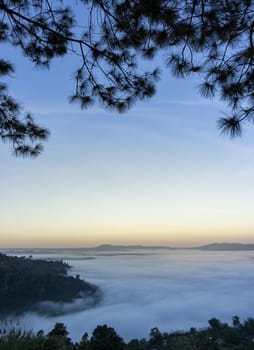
[
  {"x1": 161, "y1": 98, "x2": 223, "y2": 108},
  {"x1": 3, "y1": 248, "x2": 254, "y2": 341}
]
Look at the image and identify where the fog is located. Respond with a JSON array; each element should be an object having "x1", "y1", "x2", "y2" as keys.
[{"x1": 3, "y1": 248, "x2": 254, "y2": 341}]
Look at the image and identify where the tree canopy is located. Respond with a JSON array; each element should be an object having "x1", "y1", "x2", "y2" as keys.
[
  {"x1": 2, "y1": 316, "x2": 254, "y2": 349},
  {"x1": 0, "y1": 253, "x2": 101, "y2": 315},
  {"x1": 1, "y1": 0, "x2": 254, "y2": 156}
]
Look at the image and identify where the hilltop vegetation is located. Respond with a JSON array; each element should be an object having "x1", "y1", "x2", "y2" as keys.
[
  {"x1": 1, "y1": 316, "x2": 254, "y2": 349},
  {"x1": 0, "y1": 253, "x2": 101, "y2": 316}
]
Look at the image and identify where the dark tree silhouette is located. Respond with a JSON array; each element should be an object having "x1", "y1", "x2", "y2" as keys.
[
  {"x1": 46, "y1": 323, "x2": 73, "y2": 350},
  {"x1": 1, "y1": 0, "x2": 254, "y2": 155},
  {"x1": 89, "y1": 325, "x2": 124, "y2": 350}
]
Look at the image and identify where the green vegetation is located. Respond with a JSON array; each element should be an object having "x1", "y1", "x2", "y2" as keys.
[
  {"x1": 1, "y1": 1, "x2": 254, "y2": 156},
  {"x1": 1, "y1": 316, "x2": 254, "y2": 349},
  {"x1": 0, "y1": 253, "x2": 101, "y2": 316}
]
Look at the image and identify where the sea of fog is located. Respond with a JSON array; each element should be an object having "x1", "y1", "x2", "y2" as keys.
[{"x1": 1, "y1": 247, "x2": 254, "y2": 341}]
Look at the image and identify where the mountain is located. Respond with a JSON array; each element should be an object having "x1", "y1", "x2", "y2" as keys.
[
  {"x1": 196, "y1": 243, "x2": 254, "y2": 251},
  {"x1": 94, "y1": 244, "x2": 173, "y2": 251}
]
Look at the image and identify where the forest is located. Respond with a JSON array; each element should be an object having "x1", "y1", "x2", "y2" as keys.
[
  {"x1": 0, "y1": 253, "x2": 101, "y2": 315},
  {"x1": 1, "y1": 316, "x2": 254, "y2": 349}
]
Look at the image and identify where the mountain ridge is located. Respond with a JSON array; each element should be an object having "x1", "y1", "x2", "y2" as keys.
[{"x1": 196, "y1": 242, "x2": 254, "y2": 251}]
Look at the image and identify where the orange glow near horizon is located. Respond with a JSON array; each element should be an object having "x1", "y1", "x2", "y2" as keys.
[{"x1": 2, "y1": 223, "x2": 254, "y2": 248}]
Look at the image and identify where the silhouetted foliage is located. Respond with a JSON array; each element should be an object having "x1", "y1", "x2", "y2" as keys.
[
  {"x1": 2, "y1": 316, "x2": 254, "y2": 350},
  {"x1": 1, "y1": 0, "x2": 254, "y2": 155},
  {"x1": 90, "y1": 325, "x2": 124, "y2": 350},
  {"x1": 79, "y1": 332, "x2": 90, "y2": 350},
  {"x1": 208, "y1": 317, "x2": 224, "y2": 330},
  {"x1": 46, "y1": 323, "x2": 73, "y2": 350},
  {"x1": 0, "y1": 253, "x2": 101, "y2": 316},
  {"x1": 149, "y1": 327, "x2": 163, "y2": 347}
]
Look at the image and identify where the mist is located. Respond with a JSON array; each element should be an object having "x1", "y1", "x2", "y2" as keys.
[{"x1": 3, "y1": 248, "x2": 254, "y2": 341}]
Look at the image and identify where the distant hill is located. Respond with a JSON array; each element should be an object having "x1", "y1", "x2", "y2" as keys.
[
  {"x1": 4, "y1": 243, "x2": 254, "y2": 253},
  {"x1": 93, "y1": 243, "x2": 254, "y2": 251},
  {"x1": 196, "y1": 243, "x2": 254, "y2": 251},
  {"x1": 94, "y1": 244, "x2": 173, "y2": 251}
]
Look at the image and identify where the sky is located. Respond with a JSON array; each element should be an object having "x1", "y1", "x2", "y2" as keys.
[{"x1": 2, "y1": 18, "x2": 254, "y2": 248}]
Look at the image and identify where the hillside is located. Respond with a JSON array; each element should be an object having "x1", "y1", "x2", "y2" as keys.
[{"x1": 0, "y1": 253, "x2": 101, "y2": 316}]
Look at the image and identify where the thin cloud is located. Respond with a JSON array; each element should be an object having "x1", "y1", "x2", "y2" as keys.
[{"x1": 161, "y1": 98, "x2": 224, "y2": 108}]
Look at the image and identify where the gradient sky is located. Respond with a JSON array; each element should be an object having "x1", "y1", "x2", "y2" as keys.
[{"x1": 2, "y1": 38, "x2": 254, "y2": 248}]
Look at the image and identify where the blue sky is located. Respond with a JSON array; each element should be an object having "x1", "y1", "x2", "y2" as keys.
[{"x1": 1, "y1": 39, "x2": 254, "y2": 248}]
